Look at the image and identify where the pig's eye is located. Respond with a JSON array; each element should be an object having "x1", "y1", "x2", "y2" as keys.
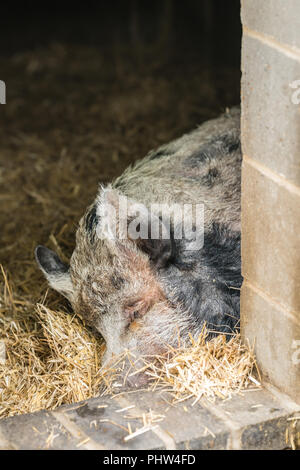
[
  {"x1": 124, "y1": 307, "x2": 141, "y2": 324},
  {"x1": 124, "y1": 300, "x2": 145, "y2": 325}
]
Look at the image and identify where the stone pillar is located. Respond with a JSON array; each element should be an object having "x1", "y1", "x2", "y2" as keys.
[{"x1": 241, "y1": 0, "x2": 300, "y2": 403}]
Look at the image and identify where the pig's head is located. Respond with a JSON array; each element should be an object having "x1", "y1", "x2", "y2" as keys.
[{"x1": 35, "y1": 187, "x2": 186, "y2": 385}]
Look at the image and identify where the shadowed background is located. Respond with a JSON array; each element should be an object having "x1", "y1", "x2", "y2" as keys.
[
  {"x1": 0, "y1": 0, "x2": 241, "y2": 290},
  {"x1": 0, "y1": 0, "x2": 242, "y2": 417}
]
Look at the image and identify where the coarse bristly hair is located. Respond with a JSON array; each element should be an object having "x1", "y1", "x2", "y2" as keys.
[{"x1": 35, "y1": 108, "x2": 242, "y2": 385}]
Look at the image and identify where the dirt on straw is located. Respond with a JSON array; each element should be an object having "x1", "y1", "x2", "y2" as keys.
[{"x1": 0, "y1": 39, "x2": 251, "y2": 420}]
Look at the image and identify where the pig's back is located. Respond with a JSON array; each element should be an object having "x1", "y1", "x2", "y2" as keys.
[{"x1": 113, "y1": 107, "x2": 241, "y2": 232}]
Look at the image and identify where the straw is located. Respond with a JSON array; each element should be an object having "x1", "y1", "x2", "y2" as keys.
[{"x1": 0, "y1": 265, "x2": 259, "y2": 419}]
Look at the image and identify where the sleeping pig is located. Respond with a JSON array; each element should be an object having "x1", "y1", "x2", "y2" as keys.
[{"x1": 35, "y1": 107, "x2": 242, "y2": 383}]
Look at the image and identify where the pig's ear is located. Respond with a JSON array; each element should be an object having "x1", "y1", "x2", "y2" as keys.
[
  {"x1": 35, "y1": 246, "x2": 73, "y2": 300},
  {"x1": 130, "y1": 217, "x2": 175, "y2": 269},
  {"x1": 126, "y1": 206, "x2": 175, "y2": 269},
  {"x1": 96, "y1": 187, "x2": 175, "y2": 268}
]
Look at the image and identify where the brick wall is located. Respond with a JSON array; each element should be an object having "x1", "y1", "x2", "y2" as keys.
[{"x1": 241, "y1": 0, "x2": 300, "y2": 403}]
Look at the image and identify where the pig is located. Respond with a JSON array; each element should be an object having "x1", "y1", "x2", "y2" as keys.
[{"x1": 35, "y1": 107, "x2": 242, "y2": 383}]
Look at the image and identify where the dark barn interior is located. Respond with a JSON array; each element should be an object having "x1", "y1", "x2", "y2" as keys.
[
  {"x1": 0, "y1": 0, "x2": 241, "y2": 283},
  {"x1": 0, "y1": 1, "x2": 242, "y2": 417}
]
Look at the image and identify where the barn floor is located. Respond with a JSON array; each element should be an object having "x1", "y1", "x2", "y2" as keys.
[
  {"x1": 0, "y1": 6, "x2": 241, "y2": 419},
  {"x1": 0, "y1": 3, "x2": 299, "y2": 450}
]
